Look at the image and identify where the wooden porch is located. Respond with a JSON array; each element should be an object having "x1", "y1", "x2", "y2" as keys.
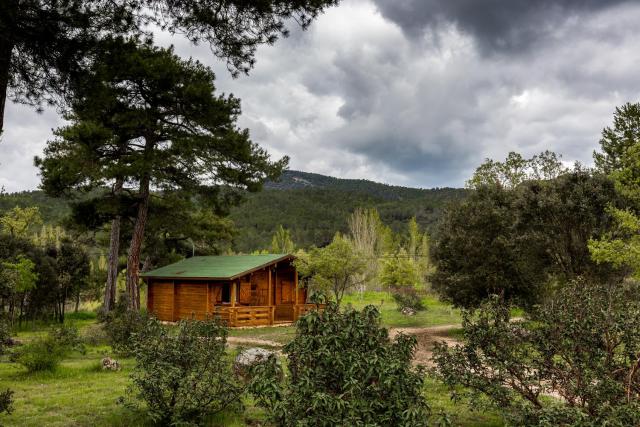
[{"x1": 213, "y1": 303, "x2": 322, "y2": 327}]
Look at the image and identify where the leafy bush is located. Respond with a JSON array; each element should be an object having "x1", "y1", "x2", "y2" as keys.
[
  {"x1": 80, "y1": 323, "x2": 110, "y2": 346},
  {"x1": 101, "y1": 297, "x2": 146, "y2": 356},
  {"x1": 12, "y1": 324, "x2": 85, "y2": 372},
  {"x1": 250, "y1": 303, "x2": 430, "y2": 426},
  {"x1": 0, "y1": 319, "x2": 11, "y2": 354},
  {"x1": 124, "y1": 317, "x2": 243, "y2": 426},
  {"x1": 0, "y1": 388, "x2": 13, "y2": 415},
  {"x1": 433, "y1": 280, "x2": 640, "y2": 426},
  {"x1": 391, "y1": 286, "x2": 425, "y2": 312},
  {"x1": 0, "y1": 320, "x2": 13, "y2": 416}
]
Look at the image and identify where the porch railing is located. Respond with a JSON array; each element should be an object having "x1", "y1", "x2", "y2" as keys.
[{"x1": 212, "y1": 304, "x2": 323, "y2": 327}]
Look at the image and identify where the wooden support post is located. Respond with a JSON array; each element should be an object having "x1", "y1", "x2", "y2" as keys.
[
  {"x1": 172, "y1": 280, "x2": 177, "y2": 322},
  {"x1": 294, "y1": 268, "x2": 299, "y2": 304},
  {"x1": 268, "y1": 268, "x2": 272, "y2": 307},
  {"x1": 231, "y1": 281, "x2": 237, "y2": 308},
  {"x1": 206, "y1": 283, "x2": 211, "y2": 318},
  {"x1": 147, "y1": 279, "x2": 152, "y2": 314}
]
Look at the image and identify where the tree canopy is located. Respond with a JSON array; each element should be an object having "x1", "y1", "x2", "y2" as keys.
[
  {"x1": 0, "y1": 0, "x2": 340, "y2": 133},
  {"x1": 295, "y1": 233, "x2": 366, "y2": 306},
  {"x1": 433, "y1": 157, "x2": 621, "y2": 309}
]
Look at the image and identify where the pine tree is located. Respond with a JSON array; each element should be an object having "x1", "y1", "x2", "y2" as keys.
[{"x1": 37, "y1": 41, "x2": 286, "y2": 310}]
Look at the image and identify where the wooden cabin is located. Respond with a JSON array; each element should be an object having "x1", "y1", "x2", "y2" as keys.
[{"x1": 141, "y1": 254, "x2": 317, "y2": 327}]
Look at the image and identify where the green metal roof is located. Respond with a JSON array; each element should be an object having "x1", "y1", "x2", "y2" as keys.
[{"x1": 141, "y1": 254, "x2": 293, "y2": 280}]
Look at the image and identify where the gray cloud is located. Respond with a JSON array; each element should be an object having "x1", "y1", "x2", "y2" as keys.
[
  {"x1": 1, "y1": 0, "x2": 640, "y2": 192},
  {"x1": 372, "y1": 0, "x2": 633, "y2": 54}
]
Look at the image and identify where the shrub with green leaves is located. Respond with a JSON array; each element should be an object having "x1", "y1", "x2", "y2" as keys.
[
  {"x1": 101, "y1": 297, "x2": 146, "y2": 355},
  {"x1": 250, "y1": 303, "x2": 430, "y2": 426},
  {"x1": 0, "y1": 319, "x2": 13, "y2": 416},
  {"x1": 124, "y1": 317, "x2": 243, "y2": 426},
  {"x1": 12, "y1": 324, "x2": 85, "y2": 372},
  {"x1": 391, "y1": 286, "x2": 425, "y2": 312},
  {"x1": 0, "y1": 319, "x2": 11, "y2": 354},
  {"x1": 0, "y1": 388, "x2": 13, "y2": 416},
  {"x1": 433, "y1": 280, "x2": 640, "y2": 426}
]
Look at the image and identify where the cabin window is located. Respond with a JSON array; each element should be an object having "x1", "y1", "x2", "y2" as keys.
[{"x1": 221, "y1": 283, "x2": 230, "y2": 303}]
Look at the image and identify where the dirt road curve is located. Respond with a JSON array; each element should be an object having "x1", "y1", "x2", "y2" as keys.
[{"x1": 227, "y1": 324, "x2": 462, "y2": 366}]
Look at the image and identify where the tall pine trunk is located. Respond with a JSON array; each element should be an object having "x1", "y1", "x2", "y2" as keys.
[
  {"x1": 104, "y1": 178, "x2": 123, "y2": 312},
  {"x1": 125, "y1": 174, "x2": 150, "y2": 310},
  {"x1": 0, "y1": 37, "x2": 14, "y2": 134}
]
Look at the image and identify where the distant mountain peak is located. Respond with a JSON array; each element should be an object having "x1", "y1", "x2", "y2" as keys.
[{"x1": 264, "y1": 170, "x2": 461, "y2": 201}]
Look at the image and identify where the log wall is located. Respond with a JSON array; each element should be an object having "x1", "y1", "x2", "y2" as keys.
[
  {"x1": 146, "y1": 259, "x2": 311, "y2": 325},
  {"x1": 175, "y1": 283, "x2": 208, "y2": 320},
  {"x1": 147, "y1": 281, "x2": 175, "y2": 321}
]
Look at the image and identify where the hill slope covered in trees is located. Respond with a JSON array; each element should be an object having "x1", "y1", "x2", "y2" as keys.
[
  {"x1": 231, "y1": 170, "x2": 467, "y2": 251},
  {"x1": 0, "y1": 170, "x2": 466, "y2": 252}
]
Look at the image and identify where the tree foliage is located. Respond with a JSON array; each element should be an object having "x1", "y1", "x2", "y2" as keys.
[
  {"x1": 0, "y1": 0, "x2": 339, "y2": 132},
  {"x1": 433, "y1": 162, "x2": 621, "y2": 309},
  {"x1": 433, "y1": 280, "x2": 640, "y2": 426},
  {"x1": 0, "y1": 206, "x2": 42, "y2": 237},
  {"x1": 348, "y1": 207, "x2": 386, "y2": 290},
  {"x1": 466, "y1": 151, "x2": 567, "y2": 190},
  {"x1": 379, "y1": 248, "x2": 422, "y2": 289},
  {"x1": 125, "y1": 316, "x2": 243, "y2": 426},
  {"x1": 0, "y1": 255, "x2": 38, "y2": 324},
  {"x1": 593, "y1": 102, "x2": 640, "y2": 175},
  {"x1": 270, "y1": 224, "x2": 295, "y2": 253},
  {"x1": 250, "y1": 303, "x2": 430, "y2": 426},
  {"x1": 295, "y1": 233, "x2": 366, "y2": 306},
  {"x1": 0, "y1": 223, "x2": 91, "y2": 323},
  {"x1": 590, "y1": 102, "x2": 640, "y2": 276}
]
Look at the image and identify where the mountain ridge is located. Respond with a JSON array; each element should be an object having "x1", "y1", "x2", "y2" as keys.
[
  {"x1": 0, "y1": 170, "x2": 468, "y2": 251},
  {"x1": 265, "y1": 170, "x2": 460, "y2": 201}
]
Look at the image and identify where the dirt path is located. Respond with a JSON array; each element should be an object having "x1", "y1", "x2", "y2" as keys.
[
  {"x1": 227, "y1": 336, "x2": 283, "y2": 348},
  {"x1": 226, "y1": 323, "x2": 463, "y2": 367},
  {"x1": 388, "y1": 324, "x2": 462, "y2": 366}
]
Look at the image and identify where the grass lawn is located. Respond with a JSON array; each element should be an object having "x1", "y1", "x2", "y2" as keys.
[
  {"x1": 0, "y1": 305, "x2": 506, "y2": 426},
  {"x1": 343, "y1": 291, "x2": 463, "y2": 328},
  {"x1": 424, "y1": 376, "x2": 504, "y2": 427},
  {"x1": 228, "y1": 324, "x2": 296, "y2": 346}
]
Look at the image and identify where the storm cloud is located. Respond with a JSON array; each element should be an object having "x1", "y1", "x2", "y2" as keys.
[
  {"x1": 1, "y1": 0, "x2": 640, "y2": 191},
  {"x1": 372, "y1": 0, "x2": 634, "y2": 54}
]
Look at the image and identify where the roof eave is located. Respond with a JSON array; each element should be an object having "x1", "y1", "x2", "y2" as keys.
[{"x1": 141, "y1": 254, "x2": 296, "y2": 281}]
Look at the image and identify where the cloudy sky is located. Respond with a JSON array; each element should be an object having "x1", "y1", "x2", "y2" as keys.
[{"x1": 1, "y1": 0, "x2": 640, "y2": 192}]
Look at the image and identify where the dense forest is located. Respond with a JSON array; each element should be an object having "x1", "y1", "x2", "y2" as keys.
[{"x1": 0, "y1": 171, "x2": 467, "y2": 253}]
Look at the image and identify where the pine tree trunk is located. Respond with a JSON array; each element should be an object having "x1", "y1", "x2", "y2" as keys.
[
  {"x1": 0, "y1": 37, "x2": 14, "y2": 135},
  {"x1": 104, "y1": 179, "x2": 124, "y2": 312},
  {"x1": 125, "y1": 174, "x2": 150, "y2": 311}
]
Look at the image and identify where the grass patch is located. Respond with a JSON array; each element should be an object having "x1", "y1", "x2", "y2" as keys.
[
  {"x1": 424, "y1": 375, "x2": 504, "y2": 426},
  {"x1": 343, "y1": 291, "x2": 462, "y2": 328}
]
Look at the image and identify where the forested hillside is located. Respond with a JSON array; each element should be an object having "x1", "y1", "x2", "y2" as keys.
[
  {"x1": 0, "y1": 171, "x2": 466, "y2": 252},
  {"x1": 232, "y1": 170, "x2": 467, "y2": 251}
]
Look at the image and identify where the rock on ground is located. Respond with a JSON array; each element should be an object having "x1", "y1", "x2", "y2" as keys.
[
  {"x1": 101, "y1": 357, "x2": 121, "y2": 371},
  {"x1": 234, "y1": 347, "x2": 279, "y2": 379}
]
